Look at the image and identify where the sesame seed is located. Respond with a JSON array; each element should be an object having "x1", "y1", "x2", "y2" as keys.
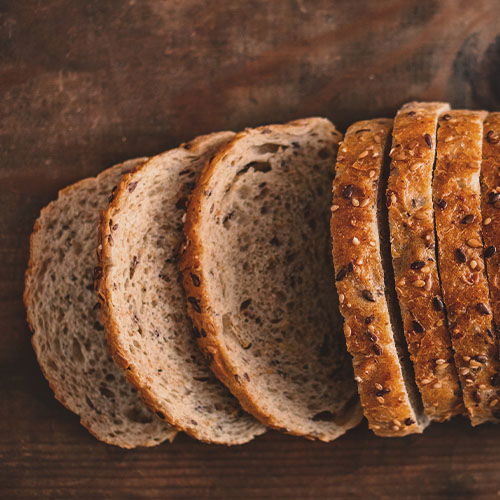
[
  {"x1": 489, "y1": 399, "x2": 499, "y2": 408},
  {"x1": 360, "y1": 198, "x2": 370, "y2": 207},
  {"x1": 332, "y1": 204, "x2": 340, "y2": 212},
  {"x1": 484, "y1": 217, "x2": 492, "y2": 225},
  {"x1": 433, "y1": 382, "x2": 442, "y2": 389},
  {"x1": 352, "y1": 236, "x2": 360, "y2": 245},
  {"x1": 375, "y1": 383, "x2": 383, "y2": 391},
  {"x1": 372, "y1": 152, "x2": 380, "y2": 158},
  {"x1": 412, "y1": 279, "x2": 426, "y2": 288},
  {"x1": 351, "y1": 198, "x2": 360, "y2": 207},
  {"x1": 469, "y1": 360, "x2": 481, "y2": 368},
  {"x1": 436, "y1": 358, "x2": 447, "y2": 365},
  {"x1": 391, "y1": 425, "x2": 400, "y2": 431},
  {"x1": 369, "y1": 240, "x2": 376, "y2": 247},
  {"x1": 463, "y1": 356, "x2": 471, "y2": 362},
  {"x1": 420, "y1": 378, "x2": 432, "y2": 385},
  {"x1": 358, "y1": 150, "x2": 369, "y2": 159},
  {"x1": 392, "y1": 419, "x2": 401, "y2": 426},
  {"x1": 376, "y1": 397, "x2": 385, "y2": 404},
  {"x1": 344, "y1": 325, "x2": 352, "y2": 336},
  {"x1": 369, "y1": 170, "x2": 376, "y2": 178},
  {"x1": 367, "y1": 324, "x2": 375, "y2": 333},
  {"x1": 354, "y1": 376, "x2": 362, "y2": 383},
  {"x1": 444, "y1": 136, "x2": 454, "y2": 142},
  {"x1": 467, "y1": 238, "x2": 482, "y2": 248},
  {"x1": 338, "y1": 293, "x2": 345, "y2": 303}
]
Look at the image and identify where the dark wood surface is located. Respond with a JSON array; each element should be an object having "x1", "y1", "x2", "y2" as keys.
[{"x1": 1, "y1": 0, "x2": 500, "y2": 498}]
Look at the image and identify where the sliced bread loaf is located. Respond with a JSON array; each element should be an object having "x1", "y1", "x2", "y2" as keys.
[
  {"x1": 387, "y1": 102, "x2": 463, "y2": 421},
  {"x1": 433, "y1": 109, "x2": 500, "y2": 425},
  {"x1": 181, "y1": 118, "x2": 362, "y2": 441},
  {"x1": 24, "y1": 159, "x2": 177, "y2": 448},
  {"x1": 331, "y1": 118, "x2": 429, "y2": 436},
  {"x1": 98, "y1": 132, "x2": 266, "y2": 445},
  {"x1": 481, "y1": 113, "x2": 500, "y2": 334}
]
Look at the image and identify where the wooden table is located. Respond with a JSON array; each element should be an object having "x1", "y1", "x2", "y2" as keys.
[{"x1": 1, "y1": 0, "x2": 499, "y2": 498}]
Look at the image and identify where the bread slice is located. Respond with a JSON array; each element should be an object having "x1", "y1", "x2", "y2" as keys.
[
  {"x1": 24, "y1": 158, "x2": 177, "y2": 448},
  {"x1": 98, "y1": 132, "x2": 266, "y2": 445},
  {"x1": 331, "y1": 118, "x2": 429, "y2": 436},
  {"x1": 481, "y1": 113, "x2": 500, "y2": 335},
  {"x1": 387, "y1": 102, "x2": 463, "y2": 421},
  {"x1": 433, "y1": 109, "x2": 500, "y2": 425},
  {"x1": 181, "y1": 118, "x2": 362, "y2": 441}
]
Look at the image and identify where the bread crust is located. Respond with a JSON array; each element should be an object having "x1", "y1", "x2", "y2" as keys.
[
  {"x1": 181, "y1": 118, "x2": 363, "y2": 441},
  {"x1": 24, "y1": 159, "x2": 177, "y2": 448},
  {"x1": 387, "y1": 102, "x2": 463, "y2": 421},
  {"x1": 481, "y1": 113, "x2": 500, "y2": 335},
  {"x1": 433, "y1": 109, "x2": 500, "y2": 425},
  {"x1": 331, "y1": 118, "x2": 429, "y2": 437}
]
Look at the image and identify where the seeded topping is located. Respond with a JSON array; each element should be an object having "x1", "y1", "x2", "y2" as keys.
[
  {"x1": 365, "y1": 315, "x2": 374, "y2": 324},
  {"x1": 187, "y1": 296, "x2": 201, "y2": 313},
  {"x1": 367, "y1": 331, "x2": 378, "y2": 343},
  {"x1": 476, "y1": 303, "x2": 491, "y2": 315},
  {"x1": 404, "y1": 418, "x2": 415, "y2": 426},
  {"x1": 375, "y1": 388, "x2": 390, "y2": 397},
  {"x1": 484, "y1": 245, "x2": 496, "y2": 258},
  {"x1": 190, "y1": 273, "x2": 201, "y2": 287},
  {"x1": 488, "y1": 192, "x2": 500, "y2": 204},
  {"x1": 433, "y1": 296, "x2": 444, "y2": 312},
  {"x1": 335, "y1": 262, "x2": 353, "y2": 281},
  {"x1": 436, "y1": 198, "x2": 447, "y2": 209},
  {"x1": 486, "y1": 130, "x2": 500, "y2": 144},
  {"x1": 412, "y1": 320, "x2": 425, "y2": 333},
  {"x1": 455, "y1": 248, "x2": 467, "y2": 263},
  {"x1": 461, "y1": 214, "x2": 475, "y2": 224},
  {"x1": 410, "y1": 260, "x2": 426, "y2": 270},
  {"x1": 466, "y1": 238, "x2": 482, "y2": 248},
  {"x1": 386, "y1": 190, "x2": 396, "y2": 208},
  {"x1": 342, "y1": 184, "x2": 354, "y2": 199},
  {"x1": 372, "y1": 344, "x2": 382, "y2": 355},
  {"x1": 472, "y1": 355, "x2": 488, "y2": 364},
  {"x1": 361, "y1": 290, "x2": 376, "y2": 302},
  {"x1": 441, "y1": 114, "x2": 451, "y2": 121},
  {"x1": 128, "y1": 181, "x2": 138, "y2": 193},
  {"x1": 423, "y1": 133, "x2": 433, "y2": 148}
]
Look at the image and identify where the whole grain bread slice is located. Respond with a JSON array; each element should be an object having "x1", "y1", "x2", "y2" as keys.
[
  {"x1": 387, "y1": 102, "x2": 463, "y2": 421},
  {"x1": 331, "y1": 118, "x2": 429, "y2": 436},
  {"x1": 24, "y1": 158, "x2": 177, "y2": 448},
  {"x1": 181, "y1": 118, "x2": 362, "y2": 441},
  {"x1": 98, "y1": 132, "x2": 266, "y2": 445},
  {"x1": 433, "y1": 109, "x2": 500, "y2": 425},
  {"x1": 481, "y1": 113, "x2": 500, "y2": 335}
]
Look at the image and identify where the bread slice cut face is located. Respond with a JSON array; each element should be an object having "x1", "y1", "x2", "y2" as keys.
[
  {"x1": 24, "y1": 158, "x2": 177, "y2": 448},
  {"x1": 181, "y1": 118, "x2": 362, "y2": 441},
  {"x1": 98, "y1": 132, "x2": 266, "y2": 445}
]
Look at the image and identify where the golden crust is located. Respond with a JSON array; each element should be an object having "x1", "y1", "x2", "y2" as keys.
[
  {"x1": 481, "y1": 113, "x2": 500, "y2": 336},
  {"x1": 387, "y1": 102, "x2": 463, "y2": 421},
  {"x1": 331, "y1": 118, "x2": 428, "y2": 437},
  {"x1": 433, "y1": 109, "x2": 500, "y2": 425}
]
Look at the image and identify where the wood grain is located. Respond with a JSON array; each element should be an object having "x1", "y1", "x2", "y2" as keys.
[{"x1": 1, "y1": 0, "x2": 500, "y2": 497}]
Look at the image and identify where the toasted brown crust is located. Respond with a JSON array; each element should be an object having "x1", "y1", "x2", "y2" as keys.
[
  {"x1": 387, "y1": 102, "x2": 463, "y2": 421},
  {"x1": 96, "y1": 133, "x2": 264, "y2": 445},
  {"x1": 481, "y1": 113, "x2": 500, "y2": 334},
  {"x1": 181, "y1": 118, "x2": 362, "y2": 440},
  {"x1": 24, "y1": 159, "x2": 177, "y2": 448},
  {"x1": 433, "y1": 109, "x2": 500, "y2": 425},
  {"x1": 331, "y1": 118, "x2": 428, "y2": 437}
]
